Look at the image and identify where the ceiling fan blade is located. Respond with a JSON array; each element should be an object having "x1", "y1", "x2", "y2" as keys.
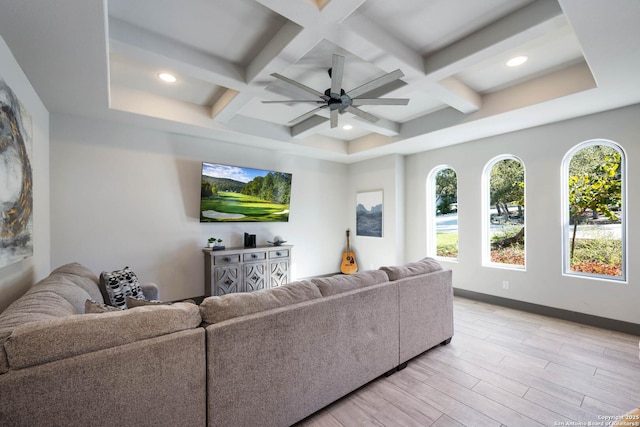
[
  {"x1": 345, "y1": 106, "x2": 380, "y2": 123},
  {"x1": 330, "y1": 109, "x2": 339, "y2": 128},
  {"x1": 351, "y1": 98, "x2": 410, "y2": 106},
  {"x1": 271, "y1": 73, "x2": 325, "y2": 98},
  {"x1": 330, "y1": 54, "x2": 345, "y2": 95},
  {"x1": 262, "y1": 100, "x2": 325, "y2": 104},
  {"x1": 288, "y1": 105, "x2": 328, "y2": 125},
  {"x1": 347, "y1": 69, "x2": 405, "y2": 99}
]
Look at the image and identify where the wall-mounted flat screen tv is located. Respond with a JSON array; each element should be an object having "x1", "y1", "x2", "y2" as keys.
[{"x1": 200, "y1": 162, "x2": 292, "y2": 222}]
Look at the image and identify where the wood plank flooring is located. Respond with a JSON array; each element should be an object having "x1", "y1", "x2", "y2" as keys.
[{"x1": 295, "y1": 296, "x2": 640, "y2": 427}]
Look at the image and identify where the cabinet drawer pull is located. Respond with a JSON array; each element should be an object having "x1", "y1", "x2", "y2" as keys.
[
  {"x1": 276, "y1": 252, "x2": 281, "y2": 256},
  {"x1": 224, "y1": 257, "x2": 230, "y2": 262},
  {"x1": 251, "y1": 254, "x2": 257, "y2": 258}
]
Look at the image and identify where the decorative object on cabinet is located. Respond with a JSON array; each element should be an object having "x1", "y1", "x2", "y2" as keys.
[
  {"x1": 244, "y1": 232, "x2": 256, "y2": 248},
  {"x1": 207, "y1": 237, "x2": 224, "y2": 250},
  {"x1": 267, "y1": 235, "x2": 287, "y2": 246},
  {"x1": 356, "y1": 190, "x2": 383, "y2": 237},
  {"x1": 203, "y1": 245, "x2": 292, "y2": 296}
]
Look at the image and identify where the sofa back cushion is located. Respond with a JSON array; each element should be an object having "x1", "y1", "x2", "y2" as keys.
[
  {"x1": 3, "y1": 302, "x2": 201, "y2": 370},
  {"x1": 50, "y1": 262, "x2": 103, "y2": 303},
  {"x1": 311, "y1": 270, "x2": 389, "y2": 297},
  {"x1": 200, "y1": 281, "x2": 321, "y2": 324},
  {"x1": 379, "y1": 257, "x2": 443, "y2": 281},
  {"x1": 28, "y1": 276, "x2": 93, "y2": 314},
  {"x1": 0, "y1": 291, "x2": 77, "y2": 336}
]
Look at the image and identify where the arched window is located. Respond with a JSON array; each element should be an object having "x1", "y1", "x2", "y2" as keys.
[
  {"x1": 562, "y1": 140, "x2": 626, "y2": 281},
  {"x1": 427, "y1": 166, "x2": 458, "y2": 260},
  {"x1": 483, "y1": 156, "x2": 525, "y2": 268}
]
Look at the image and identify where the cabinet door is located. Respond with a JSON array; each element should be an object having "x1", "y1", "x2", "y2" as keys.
[
  {"x1": 214, "y1": 266, "x2": 241, "y2": 295},
  {"x1": 269, "y1": 261, "x2": 289, "y2": 288},
  {"x1": 244, "y1": 262, "x2": 267, "y2": 292}
]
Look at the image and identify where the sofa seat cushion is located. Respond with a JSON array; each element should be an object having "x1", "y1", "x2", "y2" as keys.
[
  {"x1": 4, "y1": 302, "x2": 201, "y2": 370},
  {"x1": 200, "y1": 281, "x2": 321, "y2": 324},
  {"x1": 311, "y1": 270, "x2": 389, "y2": 297},
  {"x1": 379, "y1": 257, "x2": 443, "y2": 281},
  {"x1": 50, "y1": 262, "x2": 103, "y2": 303}
]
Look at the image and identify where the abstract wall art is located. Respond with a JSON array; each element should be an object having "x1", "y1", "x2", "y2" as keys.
[
  {"x1": 0, "y1": 76, "x2": 33, "y2": 268},
  {"x1": 356, "y1": 190, "x2": 383, "y2": 237}
]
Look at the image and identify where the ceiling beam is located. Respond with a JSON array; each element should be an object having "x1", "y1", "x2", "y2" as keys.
[
  {"x1": 327, "y1": 14, "x2": 425, "y2": 78},
  {"x1": 433, "y1": 77, "x2": 482, "y2": 114},
  {"x1": 245, "y1": 21, "x2": 320, "y2": 84},
  {"x1": 109, "y1": 18, "x2": 246, "y2": 91},
  {"x1": 233, "y1": 0, "x2": 368, "y2": 127},
  {"x1": 247, "y1": 0, "x2": 366, "y2": 84},
  {"x1": 254, "y1": 0, "x2": 320, "y2": 26},
  {"x1": 350, "y1": 116, "x2": 400, "y2": 136},
  {"x1": 423, "y1": 0, "x2": 565, "y2": 80}
]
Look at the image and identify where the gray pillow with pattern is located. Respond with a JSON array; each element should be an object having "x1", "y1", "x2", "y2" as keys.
[{"x1": 99, "y1": 267, "x2": 145, "y2": 310}]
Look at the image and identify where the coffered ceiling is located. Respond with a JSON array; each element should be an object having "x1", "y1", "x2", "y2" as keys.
[{"x1": 1, "y1": 0, "x2": 639, "y2": 162}]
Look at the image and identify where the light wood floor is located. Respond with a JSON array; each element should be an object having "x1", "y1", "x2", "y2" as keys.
[{"x1": 296, "y1": 296, "x2": 640, "y2": 427}]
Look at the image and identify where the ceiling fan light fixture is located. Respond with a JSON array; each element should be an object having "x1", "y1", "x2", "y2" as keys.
[
  {"x1": 506, "y1": 56, "x2": 528, "y2": 67},
  {"x1": 342, "y1": 125, "x2": 353, "y2": 130},
  {"x1": 264, "y1": 54, "x2": 408, "y2": 129},
  {"x1": 158, "y1": 72, "x2": 177, "y2": 83}
]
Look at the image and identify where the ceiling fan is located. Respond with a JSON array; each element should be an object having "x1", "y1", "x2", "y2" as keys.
[{"x1": 263, "y1": 54, "x2": 409, "y2": 128}]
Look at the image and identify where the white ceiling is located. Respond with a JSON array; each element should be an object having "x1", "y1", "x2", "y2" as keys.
[{"x1": 1, "y1": 0, "x2": 639, "y2": 163}]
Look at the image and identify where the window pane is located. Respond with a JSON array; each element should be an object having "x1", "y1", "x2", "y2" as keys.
[
  {"x1": 488, "y1": 158, "x2": 525, "y2": 267},
  {"x1": 434, "y1": 168, "x2": 458, "y2": 259},
  {"x1": 566, "y1": 144, "x2": 623, "y2": 278}
]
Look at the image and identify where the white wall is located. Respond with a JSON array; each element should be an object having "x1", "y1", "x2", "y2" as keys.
[
  {"x1": 50, "y1": 114, "x2": 349, "y2": 301},
  {"x1": 0, "y1": 37, "x2": 50, "y2": 313},
  {"x1": 348, "y1": 154, "x2": 405, "y2": 270},
  {"x1": 404, "y1": 104, "x2": 640, "y2": 325}
]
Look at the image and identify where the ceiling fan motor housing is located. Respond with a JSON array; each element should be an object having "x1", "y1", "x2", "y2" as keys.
[{"x1": 324, "y1": 88, "x2": 351, "y2": 110}]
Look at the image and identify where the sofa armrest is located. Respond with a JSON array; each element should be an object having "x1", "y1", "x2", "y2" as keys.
[{"x1": 141, "y1": 283, "x2": 159, "y2": 300}]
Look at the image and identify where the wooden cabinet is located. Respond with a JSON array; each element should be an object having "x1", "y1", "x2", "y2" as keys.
[{"x1": 203, "y1": 245, "x2": 292, "y2": 296}]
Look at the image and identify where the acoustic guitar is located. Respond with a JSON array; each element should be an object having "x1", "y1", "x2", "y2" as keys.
[{"x1": 340, "y1": 229, "x2": 358, "y2": 274}]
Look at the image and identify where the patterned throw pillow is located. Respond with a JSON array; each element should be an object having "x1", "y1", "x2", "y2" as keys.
[
  {"x1": 85, "y1": 299, "x2": 120, "y2": 314},
  {"x1": 99, "y1": 267, "x2": 145, "y2": 310}
]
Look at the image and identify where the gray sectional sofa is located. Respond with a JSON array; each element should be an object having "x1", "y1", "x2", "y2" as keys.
[
  {"x1": 0, "y1": 263, "x2": 206, "y2": 427},
  {"x1": 0, "y1": 258, "x2": 453, "y2": 427}
]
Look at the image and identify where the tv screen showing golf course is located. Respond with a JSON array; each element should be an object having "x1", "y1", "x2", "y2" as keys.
[{"x1": 200, "y1": 162, "x2": 292, "y2": 222}]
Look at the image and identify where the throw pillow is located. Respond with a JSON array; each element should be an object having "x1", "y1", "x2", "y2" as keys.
[
  {"x1": 99, "y1": 267, "x2": 145, "y2": 310},
  {"x1": 85, "y1": 299, "x2": 120, "y2": 314},
  {"x1": 126, "y1": 297, "x2": 196, "y2": 308}
]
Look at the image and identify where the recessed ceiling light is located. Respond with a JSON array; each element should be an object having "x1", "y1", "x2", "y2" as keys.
[
  {"x1": 342, "y1": 125, "x2": 353, "y2": 130},
  {"x1": 506, "y1": 56, "x2": 528, "y2": 67},
  {"x1": 158, "y1": 72, "x2": 177, "y2": 83}
]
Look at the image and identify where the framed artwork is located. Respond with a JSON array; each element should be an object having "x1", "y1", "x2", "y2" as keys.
[
  {"x1": 0, "y1": 75, "x2": 33, "y2": 268},
  {"x1": 356, "y1": 190, "x2": 383, "y2": 237}
]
